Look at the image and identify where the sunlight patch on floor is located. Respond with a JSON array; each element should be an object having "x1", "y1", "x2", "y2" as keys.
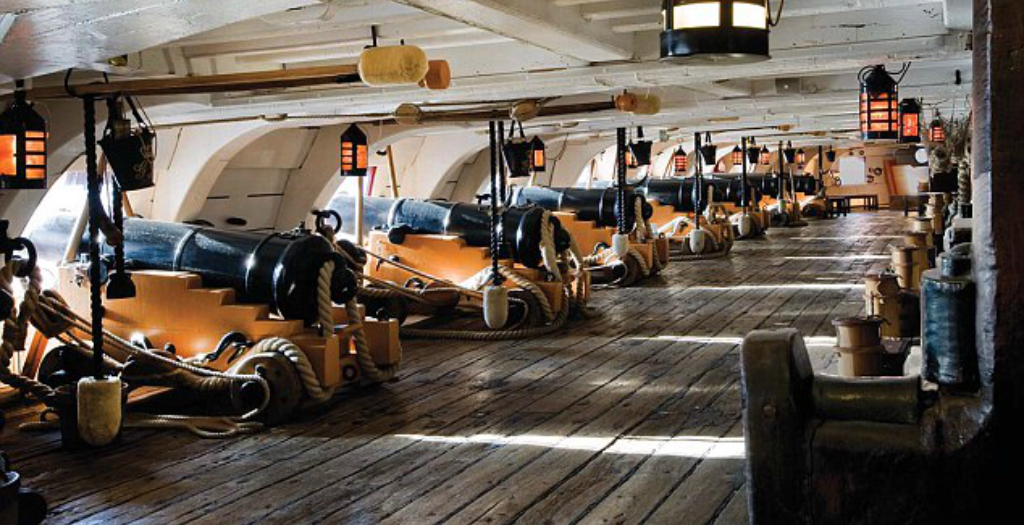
[
  {"x1": 395, "y1": 433, "x2": 745, "y2": 459},
  {"x1": 685, "y1": 283, "x2": 865, "y2": 292},
  {"x1": 790, "y1": 235, "x2": 905, "y2": 241},
  {"x1": 636, "y1": 335, "x2": 837, "y2": 348},
  {"x1": 784, "y1": 255, "x2": 890, "y2": 261}
]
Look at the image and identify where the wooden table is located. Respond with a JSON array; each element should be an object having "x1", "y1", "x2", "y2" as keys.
[
  {"x1": 825, "y1": 197, "x2": 851, "y2": 218},
  {"x1": 845, "y1": 194, "x2": 880, "y2": 211}
]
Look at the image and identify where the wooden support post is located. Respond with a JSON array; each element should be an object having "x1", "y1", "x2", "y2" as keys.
[
  {"x1": 356, "y1": 177, "x2": 365, "y2": 246},
  {"x1": 974, "y1": 2, "x2": 1024, "y2": 513},
  {"x1": 386, "y1": 146, "x2": 400, "y2": 198}
]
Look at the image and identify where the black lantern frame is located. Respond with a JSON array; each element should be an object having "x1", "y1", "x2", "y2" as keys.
[
  {"x1": 673, "y1": 146, "x2": 688, "y2": 173},
  {"x1": 759, "y1": 145, "x2": 771, "y2": 166},
  {"x1": 0, "y1": 88, "x2": 47, "y2": 190},
  {"x1": 783, "y1": 141, "x2": 797, "y2": 164},
  {"x1": 859, "y1": 65, "x2": 900, "y2": 141},
  {"x1": 899, "y1": 98, "x2": 923, "y2": 143},
  {"x1": 529, "y1": 136, "x2": 546, "y2": 173},
  {"x1": 699, "y1": 132, "x2": 717, "y2": 166},
  {"x1": 660, "y1": 0, "x2": 771, "y2": 64},
  {"x1": 746, "y1": 138, "x2": 760, "y2": 165},
  {"x1": 340, "y1": 124, "x2": 369, "y2": 177},
  {"x1": 928, "y1": 111, "x2": 946, "y2": 143},
  {"x1": 731, "y1": 145, "x2": 744, "y2": 167}
]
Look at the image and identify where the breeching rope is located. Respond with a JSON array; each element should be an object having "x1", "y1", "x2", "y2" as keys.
[
  {"x1": 0, "y1": 260, "x2": 272, "y2": 438},
  {"x1": 312, "y1": 232, "x2": 401, "y2": 384},
  {"x1": 632, "y1": 197, "x2": 663, "y2": 275}
]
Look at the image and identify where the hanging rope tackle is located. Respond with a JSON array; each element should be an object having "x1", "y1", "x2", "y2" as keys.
[{"x1": 484, "y1": 120, "x2": 510, "y2": 329}]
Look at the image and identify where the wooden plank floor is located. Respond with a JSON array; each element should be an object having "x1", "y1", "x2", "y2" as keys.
[{"x1": 0, "y1": 211, "x2": 904, "y2": 524}]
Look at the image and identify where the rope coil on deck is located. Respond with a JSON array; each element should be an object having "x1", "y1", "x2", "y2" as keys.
[{"x1": 0, "y1": 259, "x2": 277, "y2": 438}]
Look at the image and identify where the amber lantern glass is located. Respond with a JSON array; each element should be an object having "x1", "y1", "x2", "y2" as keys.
[
  {"x1": 0, "y1": 90, "x2": 47, "y2": 190},
  {"x1": 340, "y1": 124, "x2": 369, "y2": 177}
]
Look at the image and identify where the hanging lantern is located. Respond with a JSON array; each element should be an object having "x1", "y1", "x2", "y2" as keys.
[
  {"x1": 340, "y1": 124, "x2": 369, "y2": 176},
  {"x1": 759, "y1": 145, "x2": 771, "y2": 166},
  {"x1": 859, "y1": 65, "x2": 900, "y2": 140},
  {"x1": 503, "y1": 137, "x2": 533, "y2": 178},
  {"x1": 826, "y1": 146, "x2": 837, "y2": 163},
  {"x1": 746, "y1": 138, "x2": 760, "y2": 165},
  {"x1": 0, "y1": 88, "x2": 47, "y2": 190},
  {"x1": 795, "y1": 148, "x2": 806, "y2": 166},
  {"x1": 99, "y1": 96, "x2": 156, "y2": 191},
  {"x1": 928, "y1": 111, "x2": 946, "y2": 143},
  {"x1": 673, "y1": 146, "x2": 689, "y2": 173},
  {"x1": 660, "y1": 0, "x2": 771, "y2": 64},
  {"x1": 529, "y1": 136, "x2": 546, "y2": 172},
  {"x1": 699, "y1": 132, "x2": 717, "y2": 165},
  {"x1": 627, "y1": 127, "x2": 653, "y2": 168},
  {"x1": 625, "y1": 145, "x2": 637, "y2": 169},
  {"x1": 783, "y1": 141, "x2": 797, "y2": 164},
  {"x1": 899, "y1": 98, "x2": 922, "y2": 143},
  {"x1": 731, "y1": 145, "x2": 744, "y2": 166}
]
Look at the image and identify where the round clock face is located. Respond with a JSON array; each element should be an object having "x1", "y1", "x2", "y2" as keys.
[{"x1": 914, "y1": 147, "x2": 929, "y2": 164}]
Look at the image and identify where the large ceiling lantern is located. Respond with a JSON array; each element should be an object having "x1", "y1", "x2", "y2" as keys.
[
  {"x1": 660, "y1": 1, "x2": 773, "y2": 64},
  {"x1": 859, "y1": 65, "x2": 901, "y2": 141}
]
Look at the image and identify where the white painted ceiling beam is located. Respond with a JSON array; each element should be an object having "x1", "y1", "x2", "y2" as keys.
[
  {"x1": 775, "y1": 0, "x2": 943, "y2": 19},
  {"x1": 0, "y1": 0, "x2": 319, "y2": 81},
  {"x1": 193, "y1": 33, "x2": 965, "y2": 120},
  {"x1": 391, "y1": 0, "x2": 636, "y2": 62}
]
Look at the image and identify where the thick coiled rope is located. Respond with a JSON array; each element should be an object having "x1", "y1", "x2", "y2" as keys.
[
  {"x1": 249, "y1": 337, "x2": 334, "y2": 402},
  {"x1": 538, "y1": 210, "x2": 562, "y2": 283},
  {"x1": 18, "y1": 285, "x2": 274, "y2": 438},
  {"x1": 1, "y1": 263, "x2": 57, "y2": 404},
  {"x1": 314, "y1": 226, "x2": 401, "y2": 384}
]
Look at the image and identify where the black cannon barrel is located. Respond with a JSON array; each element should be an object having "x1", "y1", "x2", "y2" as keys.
[
  {"x1": 29, "y1": 214, "x2": 354, "y2": 324},
  {"x1": 326, "y1": 195, "x2": 570, "y2": 269},
  {"x1": 792, "y1": 175, "x2": 821, "y2": 195},
  {"x1": 748, "y1": 174, "x2": 819, "y2": 198},
  {"x1": 640, "y1": 176, "x2": 758, "y2": 212},
  {"x1": 748, "y1": 175, "x2": 781, "y2": 199},
  {"x1": 511, "y1": 186, "x2": 652, "y2": 229}
]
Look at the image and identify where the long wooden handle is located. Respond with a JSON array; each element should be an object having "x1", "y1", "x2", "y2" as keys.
[{"x1": 29, "y1": 65, "x2": 361, "y2": 99}]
